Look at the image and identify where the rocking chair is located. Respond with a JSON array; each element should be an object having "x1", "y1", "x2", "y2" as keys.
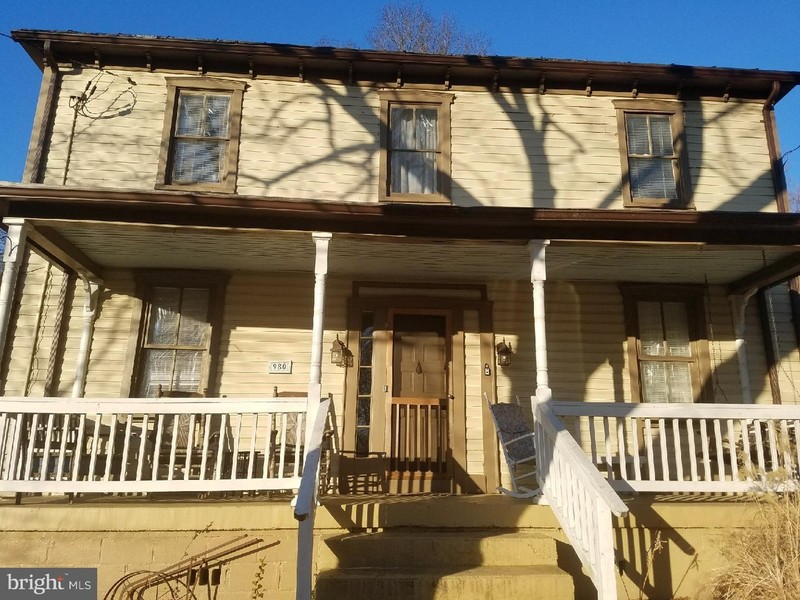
[{"x1": 485, "y1": 394, "x2": 539, "y2": 498}]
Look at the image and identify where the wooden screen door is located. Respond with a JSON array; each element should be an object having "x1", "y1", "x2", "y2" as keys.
[{"x1": 389, "y1": 311, "x2": 452, "y2": 492}]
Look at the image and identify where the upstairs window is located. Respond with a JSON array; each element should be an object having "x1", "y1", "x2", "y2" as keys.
[
  {"x1": 379, "y1": 91, "x2": 453, "y2": 203},
  {"x1": 622, "y1": 286, "x2": 711, "y2": 403},
  {"x1": 614, "y1": 100, "x2": 692, "y2": 208},
  {"x1": 156, "y1": 79, "x2": 245, "y2": 193}
]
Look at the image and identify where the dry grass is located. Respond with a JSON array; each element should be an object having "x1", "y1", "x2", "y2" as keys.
[{"x1": 705, "y1": 492, "x2": 800, "y2": 600}]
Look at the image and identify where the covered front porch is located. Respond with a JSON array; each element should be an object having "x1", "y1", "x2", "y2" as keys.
[{"x1": 1, "y1": 187, "x2": 800, "y2": 599}]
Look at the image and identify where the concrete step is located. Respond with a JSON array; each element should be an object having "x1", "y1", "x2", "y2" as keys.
[
  {"x1": 315, "y1": 565, "x2": 576, "y2": 600},
  {"x1": 318, "y1": 528, "x2": 563, "y2": 570}
]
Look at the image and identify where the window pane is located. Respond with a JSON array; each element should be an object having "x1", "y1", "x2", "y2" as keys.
[
  {"x1": 139, "y1": 349, "x2": 175, "y2": 397},
  {"x1": 415, "y1": 109, "x2": 438, "y2": 150},
  {"x1": 626, "y1": 115, "x2": 651, "y2": 155},
  {"x1": 637, "y1": 301, "x2": 665, "y2": 357},
  {"x1": 203, "y1": 95, "x2": 230, "y2": 137},
  {"x1": 649, "y1": 116, "x2": 673, "y2": 156},
  {"x1": 357, "y1": 397, "x2": 371, "y2": 427},
  {"x1": 176, "y1": 94, "x2": 204, "y2": 136},
  {"x1": 172, "y1": 139, "x2": 224, "y2": 183},
  {"x1": 630, "y1": 157, "x2": 677, "y2": 200},
  {"x1": 641, "y1": 361, "x2": 668, "y2": 403},
  {"x1": 667, "y1": 362, "x2": 693, "y2": 403},
  {"x1": 391, "y1": 108, "x2": 415, "y2": 150},
  {"x1": 361, "y1": 312, "x2": 374, "y2": 337},
  {"x1": 147, "y1": 287, "x2": 181, "y2": 345},
  {"x1": 356, "y1": 428, "x2": 370, "y2": 457},
  {"x1": 177, "y1": 288, "x2": 210, "y2": 347},
  {"x1": 172, "y1": 350, "x2": 204, "y2": 392},
  {"x1": 358, "y1": 367, "x2": 372, "y2": 395},
  {"x1": 360, "y1": 338, "x2": 373, "y2": 366},
  {"x1": 663, "y1": 302, "x2": 691, "y2": 357}
]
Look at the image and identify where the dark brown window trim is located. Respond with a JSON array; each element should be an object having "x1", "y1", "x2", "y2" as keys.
[
  {"x1": 155, "y1": 77, "x2": 246, "y2": 194},
  {"x1": 613, "y1": 99, "x2": 693, "y2": 210},
  {"x1": 126, "y1": 270, "x2": 229, "y2": 397},
  {"x1": 378, "y1": 90, "x2": 454, "y2": 204},
  {"x1": 620, "y1": 284, "x2": 712, "y2": 403}
]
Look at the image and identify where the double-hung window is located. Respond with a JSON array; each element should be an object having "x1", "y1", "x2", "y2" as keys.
[
  {"x1": 156, "y1": 78, "x2": 245, "y2": 193},
  {"x1": 379, "y1": 91, "x2": 453, "y2": 203},
  {"x1": 133, "y1": 273, "x2": 227, "y2": 398},
  {"x1": 614, "y1": 100, "x2": 692, "y2": 208},
  {"x1": 622, "y1": 286, "x2": 711, "y2": 403}
]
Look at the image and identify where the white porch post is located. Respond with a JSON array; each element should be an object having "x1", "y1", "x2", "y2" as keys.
[
  {"x1": 729, "y1": 292, "x2": 756, "y2": 404},
  {"x1": 306, "y1": 232, "x2": 332, "y2": 433},
  {"x1": 529, "y1": 240, "x2": 551, "y2": 402},
  {"x1": 0, "y1": 218, "x2": 29, "y2": 370},
  {"x1": 72, "y1": 275, "x2": 103, "y2": 398},
  {"x1": 297, "y1": 231, "x2": 331, "y2": 600}
]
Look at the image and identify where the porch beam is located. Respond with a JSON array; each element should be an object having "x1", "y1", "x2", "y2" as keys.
[
  {"x1": 3, "y1": 185, "x2": 800, "y2": 245},
  {"x1": 26, "y1": 224, "x2": 102, "y2": 280},
  {"x1": 0, "y1": 218, "x2": 29, "y2": 369},
  {"x1": 728, "y1": 252, "x2": 800, "y2": 295}
]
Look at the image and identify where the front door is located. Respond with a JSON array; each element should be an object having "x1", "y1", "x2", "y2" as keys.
[{"x1": 389, "y1": 311, "x2": 452, "y2": 492}]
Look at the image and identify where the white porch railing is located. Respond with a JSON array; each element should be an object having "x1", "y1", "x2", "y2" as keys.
[
  {"x1": 0, "y1": 397, "x2": 312, "y2": 494},
  {"x1": 550, "y1": 401, "x2": 800, "y2": 493},
  {"x1": 533, "y1": 394, "x2": 629, "y2": 600}
]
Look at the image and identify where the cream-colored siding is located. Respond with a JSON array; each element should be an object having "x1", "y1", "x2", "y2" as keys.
[
  {"x1": 463, "y1": 309, "x2": 484, "y2": 477},
  {"x1": 2, "y1": 249, "x2": 72, "y2": 397},
  {"x1": 41, "y1": 66, "x2": 778, "y2": 212}
]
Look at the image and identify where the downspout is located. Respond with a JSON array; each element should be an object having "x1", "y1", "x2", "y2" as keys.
[
  {"x1": 529, "y1": 240, "x2": 551, "y2": 402},
  {"x1": 0, "y1": 219, "x2": 29, "y2": 369},
  {"x1": 297, "y1": 231, "x2": 332, "y2": 600},
  {"x1": 729, "y1": 291, "x2": 757, "y2": 403},
  {"x1": 23, "y1": 40, "x2": 59, "y2": 184},
  {"x1": 763, "y1": 81, "x2": 789, "y2": 213},
  {"x1": 71, "y1": 275, "x2": 103, "y2": 398}
]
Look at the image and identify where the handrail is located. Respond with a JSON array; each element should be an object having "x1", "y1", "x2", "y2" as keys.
[
  {"x1": 533, "y1": 392, "x2": 627, "y2": 600},
  {"x1": 294, "y1": 397, "x2": 331, "y2": 600}
]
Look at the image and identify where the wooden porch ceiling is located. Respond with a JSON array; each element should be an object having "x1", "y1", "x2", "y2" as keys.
[{"x1": 29, "y1": 220, "x2": 800, "y2": 287}]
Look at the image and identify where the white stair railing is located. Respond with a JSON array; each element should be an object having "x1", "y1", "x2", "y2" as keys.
[
  {"x1": 533, "y1": 393, "x2": 628, "y2": 600},
  {"x1": 0, "y1": 397, "x2": 308, "y2": 494},
  {"x1": 550, "y1": 401, "x2": 800, "y2": 493},
  {"x1": 294, "y1": 396, "x2": 332, "y2": 600}
]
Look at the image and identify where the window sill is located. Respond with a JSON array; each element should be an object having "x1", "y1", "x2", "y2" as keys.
[
  {"x1": 624, "y1": 198, "x2": 695, "y2": 210},
  {"x1": 155, "y1": 181, "x2": 236, "y2": 194},
  {"x1": 379, "y1": 192, "x2": 452, "y2": 205}
]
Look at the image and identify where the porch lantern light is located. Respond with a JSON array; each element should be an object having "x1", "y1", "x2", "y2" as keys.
[
  {"x1": 330, "y1": 335, "x2": 353, "y2": 368},
  {"x1": 496, "y1": 339, "x2": 513, "y2": 367}
]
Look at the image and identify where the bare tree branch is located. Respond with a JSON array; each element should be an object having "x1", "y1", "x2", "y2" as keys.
[{"x1": 367, "y1": 1, "x2": 492, "y2": 55}]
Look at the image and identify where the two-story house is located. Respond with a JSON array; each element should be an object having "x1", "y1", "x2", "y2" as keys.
[{"x1": 1, "y1": 29, "x2": 799, "y2": 600}]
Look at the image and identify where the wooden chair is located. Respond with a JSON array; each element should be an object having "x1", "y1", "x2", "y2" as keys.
[{"x1": 485, "y1": 393, "x2": 539, "y2": 498}]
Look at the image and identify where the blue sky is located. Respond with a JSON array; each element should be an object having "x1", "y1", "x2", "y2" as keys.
[{"x1": 1, "y1": 0, "x2": 799, "y2": 189}]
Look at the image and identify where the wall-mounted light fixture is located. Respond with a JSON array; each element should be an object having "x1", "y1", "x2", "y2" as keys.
[
  {"x1": 496, "y1": 338, "x2": 513, "y2": 367},
  {"x1": 330, "y1": 334, "x2": 353, "y2": 368}
]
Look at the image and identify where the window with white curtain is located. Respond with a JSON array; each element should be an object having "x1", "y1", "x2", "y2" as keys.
[
  {"x1": 622, "y1": 286, "x2": 711, "y2": 403},
  {"x1": 379, "y1": 91, "x2": 453, "y2": 203},
  {"x1": 156, "y1": 78, "x2": 245, "y2": 193},
  {"x1": 613, "y1": 100, "x2": 692, "y2": 208},
  {"x1": 137, "y1": 286, "x2": 211, "y2": 398},
  {"x1": 131, "y1": 272, "x2": 228, "y2": 398}
]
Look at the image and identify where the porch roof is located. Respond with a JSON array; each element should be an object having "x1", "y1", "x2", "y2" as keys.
[
  {"x1": 2, "y1": 183, "x2": 800, "y2": 245},
  {"x1": 2, "y1": 184, "x2": 799, "y2": 289}
]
